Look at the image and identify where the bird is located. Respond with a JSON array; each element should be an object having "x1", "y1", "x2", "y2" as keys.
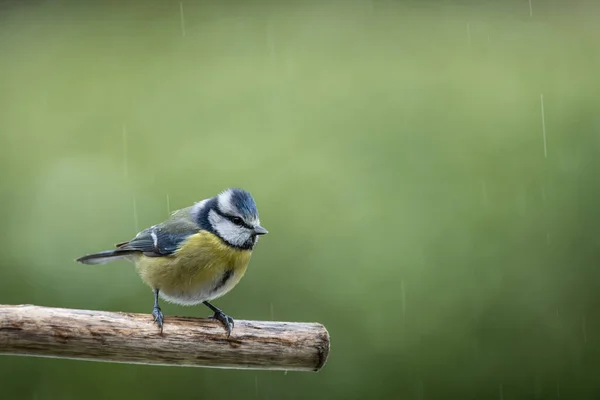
[{"x1": 75, "y1": 188, "x2": 268, "y2": 337}]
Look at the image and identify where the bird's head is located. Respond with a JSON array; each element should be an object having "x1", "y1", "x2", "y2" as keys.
[{"x1": 203, "y1": 188, "x2": 267, "y2": 250}]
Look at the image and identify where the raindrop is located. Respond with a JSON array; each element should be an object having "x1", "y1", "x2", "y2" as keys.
[
  {"x1": 133, "y1": 195, "x2": 139, "y2": 233},
  {"x1": 529, "y1": 0, "x2": 533, "y2": 17},
  {"x1": 122, "y1": 125, "x2": 128, "y2": 180},
  {"x1": 400, "y1": 280, "x2": 406, "y2": 321},
  {"x1": 481, "y1": 180, "x2": 489, "y2": 206},
  {"x1": 466, "y1": 22, "x2": 472, "y2": 48},
  {"x1": 540, "y1": 94, "x2": 548, "y2": 158},
  {"x1": 179, "y1": 2, "x2": 186, "y2": 37}
]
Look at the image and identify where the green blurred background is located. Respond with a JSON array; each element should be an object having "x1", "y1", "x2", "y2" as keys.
[{"x1": 2, "y1": 0, "x2": 600, "y2": 398}]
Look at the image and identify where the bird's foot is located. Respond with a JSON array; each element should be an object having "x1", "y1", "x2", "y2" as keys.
[
  {"x1": 210, "y1": 311, "x2": 234, "y2": 337},
  {"x1": 152, "y1": 306, "x2": 164, "y2": 333}
]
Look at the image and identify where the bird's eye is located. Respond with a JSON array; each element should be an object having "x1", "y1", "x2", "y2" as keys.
[{"x1": 230, "y1": 216, "x2": 243, "y2": 225}]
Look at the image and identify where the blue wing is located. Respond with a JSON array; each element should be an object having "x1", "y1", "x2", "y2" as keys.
[
  {"x1": 116, "y1": 207, "x2": 199, "y2": 257},
  {"x1": 116, "y1": 227, "x2": 192, "y2": 257}
]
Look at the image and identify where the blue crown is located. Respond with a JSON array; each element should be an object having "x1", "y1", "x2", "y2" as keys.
[{"x1": 228, "y1": 188, "x2": 258, "y2": 217}]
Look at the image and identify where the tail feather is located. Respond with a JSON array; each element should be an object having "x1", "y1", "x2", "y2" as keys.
[{"x1": 75, "y1": 250, "x2": 136, "y2": 265}]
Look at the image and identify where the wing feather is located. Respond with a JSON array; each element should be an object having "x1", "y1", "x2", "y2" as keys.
[{"x1": 115, "y1": 206, "x2": 199, "y2": 257}]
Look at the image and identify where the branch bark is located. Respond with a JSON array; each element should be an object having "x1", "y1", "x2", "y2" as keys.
[{"x1": 0, "y1": 304, "x2": 330, "y2": 372}]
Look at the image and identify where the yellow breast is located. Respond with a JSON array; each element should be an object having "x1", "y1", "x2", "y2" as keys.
[{"x1": 133, "y1": 231, "x2": 252, "y2": 306}]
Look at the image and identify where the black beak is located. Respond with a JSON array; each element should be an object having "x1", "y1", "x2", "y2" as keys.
[{"x1": 253, "y1": 225, "x2": 268, "y2": 235}]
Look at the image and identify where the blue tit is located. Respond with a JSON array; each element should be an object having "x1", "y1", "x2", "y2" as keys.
[{"x1": 76, "y1": 188, "x2": 268, "y2": 336}]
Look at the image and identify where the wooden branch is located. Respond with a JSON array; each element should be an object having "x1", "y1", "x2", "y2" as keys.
[{"x1": 0, "y1": 304, "x2": 330, "y2": 372}]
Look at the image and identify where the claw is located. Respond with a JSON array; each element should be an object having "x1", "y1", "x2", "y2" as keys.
[
  {"x1": 210, "y1": 311, "x2": 234, "y2": 337},
  {"x1": 152, "y1": 306, "x2": 164, "y2": 334}
]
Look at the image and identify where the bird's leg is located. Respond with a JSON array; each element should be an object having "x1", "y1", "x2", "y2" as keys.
[
  {"x1": 152, "y1": 288, "x2": 164, "y2": 333},
  {"x1": 203, "y1": 301, "x2": 234, "y2": 337}
]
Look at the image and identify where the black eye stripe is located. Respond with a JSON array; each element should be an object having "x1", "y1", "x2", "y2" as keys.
[
  {"x1": 225, "y1": 214, "x2": 253, "y2": 229},
  {"x1": 212, "y1": 205, "x2": 254, "y2": 229}
]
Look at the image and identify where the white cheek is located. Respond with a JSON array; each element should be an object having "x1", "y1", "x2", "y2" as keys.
[
  {"x1": 216, "y1": 221, "x2": 252, "y2": 247},
  {"x1": 209, "y1": 210, "x2": 252, "y2": 247}
]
